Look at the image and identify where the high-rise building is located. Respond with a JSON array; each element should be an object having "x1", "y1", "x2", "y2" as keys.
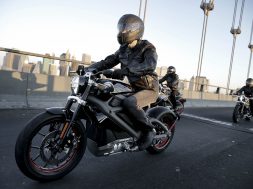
[
  {"x1": 42, "y1": 53, "x2": 54, "y2": 74},
  {"x1": 2, "y1": 52, "x2": 28, "y2": 72},
  {"x1": 2, "y1": 53, "x2": 14, "y2": 70},
  {"x1": 82, "y1": 53, "x2": 91, "y2": 65},
  {"x1": 59, "y1": 50, "x2": 74, "y2": 76},
  {"x1": 12, "y1": 54, "x2": 21, "y2": 70},
  {"x1": 59, "y1": 52, "x2": 71, "y2": 76},
  {"x1": 17, "y1": 55, "x2": 29, "y2": 72},
  {"x1": 22, "y1": 63, "x2": 35, "y2": 73},
  {"x1": 49, "y1": 64, "x2": 58, "y2": 76},
  {"x1": 160, "y1": 66, "x2": 167, "y2": 77},
  {"x1": 189, "y1": 76, "x2": 209, "y2": 91},
  {"x1": 32, "y1": 61, "x2": 42, "y2": 74},
  {"x1": 70, "y1": 55, "x2": 79, "y2": 72}
]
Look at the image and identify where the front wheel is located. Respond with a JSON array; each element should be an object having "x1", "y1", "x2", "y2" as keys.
[
  {"x1": 15, "y1": 112, "x2": 86, "y2": 181},
  {"x1": 232, "y1": 104, "x2": 243, "y2": 123}
]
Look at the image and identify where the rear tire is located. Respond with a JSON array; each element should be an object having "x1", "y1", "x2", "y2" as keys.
[
  {"x1": 146, "y1": 112, "x2": 176, "y2": 154},
  {"x1": 15, "y1": 112, "x2": 86, "y2": 181}
]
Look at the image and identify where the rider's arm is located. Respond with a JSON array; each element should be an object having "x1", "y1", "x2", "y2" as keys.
[
  {"x1": 159, "y1": 74, "x2": 168, "y2": 83},
  {"x1": 236, "y1": 86, "x2": 246, "y2": 95},
  {"x1": 89, "y1": 51, "x2": 120, "y2": 72}
]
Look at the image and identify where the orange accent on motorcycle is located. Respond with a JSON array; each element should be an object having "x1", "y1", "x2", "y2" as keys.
[{"x1": 60, "y1": 122, "x2": 70, "y2": 139}]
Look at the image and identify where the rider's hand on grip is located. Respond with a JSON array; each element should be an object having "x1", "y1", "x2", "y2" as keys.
[
  {"x1": 112, "y1": 68, "x2": 129, "y2": 80},
  {"x1": 76, "y1": 65, "x2": 86, "y2": 75},
  {"x1": 76, "y1": 65, "x2": 98, "y2": 75},
  {"x1": 102, "y1": 69, "x2": 114, "y2": 78}
]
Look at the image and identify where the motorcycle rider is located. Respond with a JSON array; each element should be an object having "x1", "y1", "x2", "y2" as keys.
[
  {"x1": 78, "y1": 14, "x2": 159, "y2": 150},
  {"x1": 235, "y1": 78, "x2": 253, "y2": 115},
  {"x1": 159, "y1": 66, "x2": 179, "y2": 111}
]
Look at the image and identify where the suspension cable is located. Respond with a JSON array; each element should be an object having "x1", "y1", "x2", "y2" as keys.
[
  {"x1": 195, "y1": 0, "x2": 214, "y2": 91},
  {"x1": 231, "y1": 0, "x2": 238, "y2": 29},
  {"x1": 249, "y1": 19, "x2": 253, "y2": 44},
  {"x1": 198, "y1": 15, "x2": 209, "y2": 82},
  {"x1": 238, "y1": 0, "x2": 245, "y2": 29},
  {"x1": 196, "y1": 14, "x2": 207, "y2": 82},
  {"x1": 138, "y1": 0, "x2": 143, "y2": 17},
  {"x1": 143, "y1": 0, "x2": 148, "y2": 24},
  {"x1": 226, "y1": 0, "x2": 245, "y2": 94},
  {"x1": 247, "y1": 19, "x2": 253, "y2": 78}
]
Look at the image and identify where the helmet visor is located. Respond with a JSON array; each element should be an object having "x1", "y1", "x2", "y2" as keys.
[
  {"x1": 167, "y1": 68, "x2": 175, "y2": 74},
  {"x1": 118, "y1": 22, "x2": 142, "y2": 34}
]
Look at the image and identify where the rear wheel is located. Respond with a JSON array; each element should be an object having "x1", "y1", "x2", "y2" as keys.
[
  {"x1": 15, "y1": 112, "x2": 86, "y2": 181},
  {"x1": 232, "y1": 104, "x2": 243, "y2": 123},
  {"x1": 146, "y1": 113, "x2": 176, "y2": 154}
]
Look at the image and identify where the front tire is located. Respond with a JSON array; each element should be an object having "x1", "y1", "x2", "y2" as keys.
[
  {"x1": 15, "y1": 112, "x2": 86, "y2": 181},
  {"x1": 232, "y1": 104, "x2": 243, "y2": 123}
]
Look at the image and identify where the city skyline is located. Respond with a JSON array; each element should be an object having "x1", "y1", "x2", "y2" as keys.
[{"x1": 0, "y1": 0, "x2": 253, "y2": 89}]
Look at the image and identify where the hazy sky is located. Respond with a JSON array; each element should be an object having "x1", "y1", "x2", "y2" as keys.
[{"x1": 0, "y1": 0, "x2": 253, "y2": 89}]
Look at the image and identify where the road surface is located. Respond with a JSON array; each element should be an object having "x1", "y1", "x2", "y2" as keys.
[{"x1": 0, "y1": 107, "x2": 252, "y2": 189}]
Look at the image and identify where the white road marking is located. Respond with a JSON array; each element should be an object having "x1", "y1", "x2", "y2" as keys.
[{"x1": 182, "y1": 113, "x2": 233, "y2": 126}]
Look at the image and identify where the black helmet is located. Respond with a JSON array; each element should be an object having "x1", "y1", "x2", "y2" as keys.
[
  {"x1": 167, "y1": 66, "x2": 176, "y2": 74},
  {"x1": 246, "y1": 78, "x2": 253, "y2": 87},
  {"x1": 117, "y1": 14, "x2": 144, "y2": 45}
]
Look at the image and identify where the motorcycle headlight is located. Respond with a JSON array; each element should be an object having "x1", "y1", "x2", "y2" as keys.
[
  {"x1": 71, "y1": 76, "x2": 80, "y2": 94},
  {"x1": 238, "y1": 95, "x2": 246, "y2": 102}
]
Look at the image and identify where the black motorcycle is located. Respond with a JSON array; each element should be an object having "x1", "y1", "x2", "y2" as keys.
[
  {"x1": 151, "y1": 84, "x2": 186, "y2": 116},
  {"x1": 232, "y1": 93, "x2": 253, "y2": 123},
  {"x1": 15, "y1": 69, "x2": 178, "y2": 181}
]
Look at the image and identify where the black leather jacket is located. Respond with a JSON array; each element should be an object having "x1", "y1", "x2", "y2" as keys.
[
  {"x1": 159, "y1": 73, "x2": 179, "y2": 91},
  {"x1": 237, "y1": 86, "x2": 253, "y2": 97},
  {"x1": 89, "y1": 40, "x2": 158, "y2": 91}
]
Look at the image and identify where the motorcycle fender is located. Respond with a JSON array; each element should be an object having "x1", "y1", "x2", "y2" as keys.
[
  {"x1": 46, "y1": 107, "x2": 66, "y2": 116},
  {"x1": 146, "y1": 106, "x2": 177, "y2": 120}
]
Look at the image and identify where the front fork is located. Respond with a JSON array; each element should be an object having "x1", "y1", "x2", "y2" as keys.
[
  {"x1": 59, "y1": 100, "x2": 83, "y2": 142},
  {"x1": 239, "y1": 103, "x2": 245, "y2": 114},
  {"x1": 59, "y1": 84, "x2": 92, "y2": 142}
]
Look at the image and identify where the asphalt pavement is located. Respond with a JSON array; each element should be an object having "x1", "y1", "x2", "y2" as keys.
[{"x1": 0, "y1": 107, "x2": 253, "y2": 189}]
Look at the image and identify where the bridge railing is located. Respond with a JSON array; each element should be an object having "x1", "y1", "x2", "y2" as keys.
[{"x1": 0, "y1": 48, "x2": 236, "y2": 102}]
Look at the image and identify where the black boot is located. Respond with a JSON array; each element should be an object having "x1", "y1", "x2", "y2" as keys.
[
  {"x1": 121, "y1": 96, "x2": 156, "y2": 150},
  {"x1": 138, "y1": 129, "x2": 156, "y2": 151}
]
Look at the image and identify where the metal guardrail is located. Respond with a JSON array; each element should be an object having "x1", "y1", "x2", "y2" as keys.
[
  {"x1": 179, "y1": 80, "x2": 236, "y2": 95},
  {"x1": 0, "y1": 47, "x2": 89, "y2": 65}
]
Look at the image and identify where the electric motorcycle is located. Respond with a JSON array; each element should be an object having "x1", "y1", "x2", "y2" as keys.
[
  {"x1": 151, "y1": 84, "x2": 186, "y2": 116},
  {"x1": 232, "y1": 93, "x2": 253, "y2": 123},
  {"x1": 15, "y1": 68, "x2": 177, "y2": 181}
]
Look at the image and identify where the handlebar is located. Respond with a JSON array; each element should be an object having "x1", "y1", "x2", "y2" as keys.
[{"x1": 233, "y1": 94, "x2": 253, "y2": 99}]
